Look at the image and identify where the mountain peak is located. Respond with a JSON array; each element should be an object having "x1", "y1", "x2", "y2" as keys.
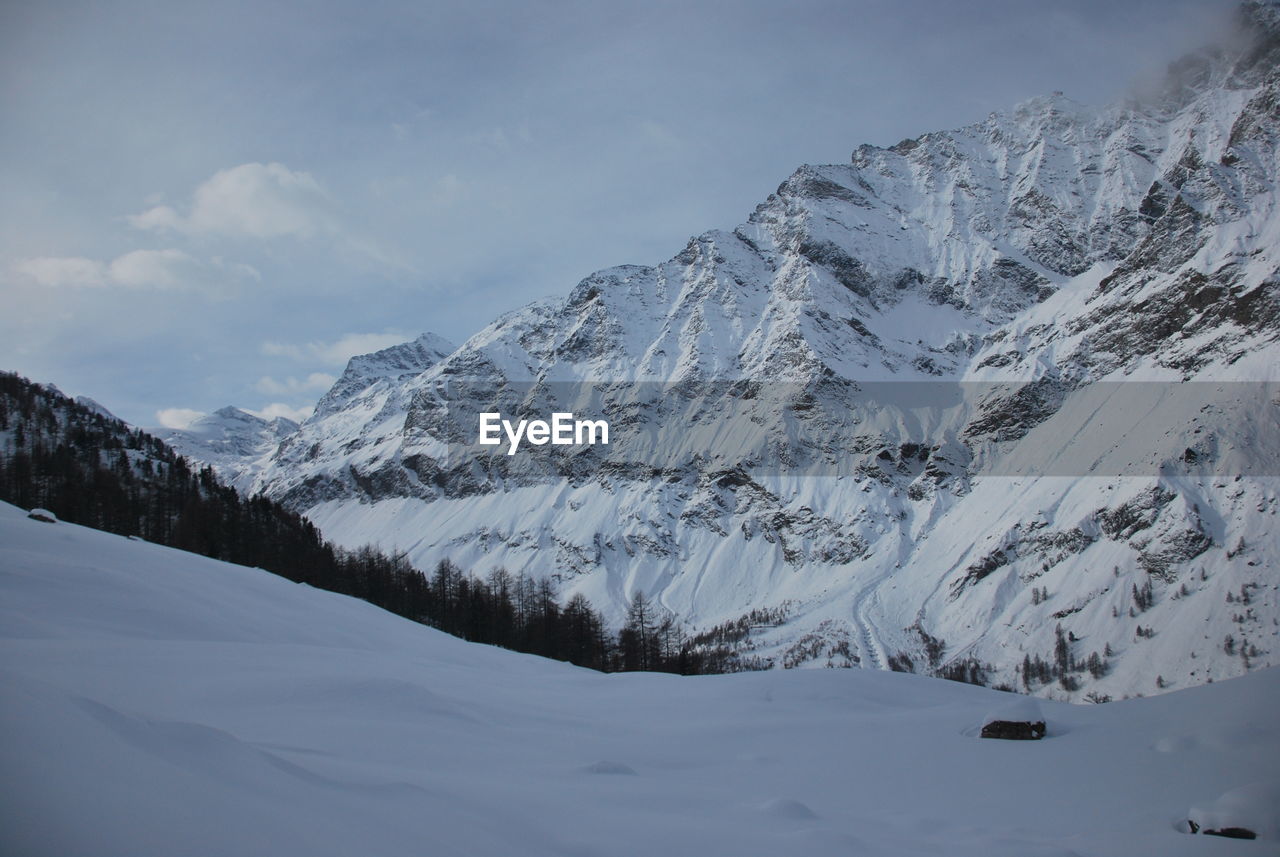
[
  {"x1": 315, "y1": 332, "x2": 456, "y2": 418},
  {"x1": 211, "y1": 405, "x2": 261, "y2": 423},
  {"x1": 1010, "y1": 90, "x2": 1088, "y2": 119}
]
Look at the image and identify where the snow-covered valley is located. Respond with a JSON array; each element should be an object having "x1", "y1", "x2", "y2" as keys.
[{"x1": 2, "y1": 503, "x2": 1278, "y2": 855}]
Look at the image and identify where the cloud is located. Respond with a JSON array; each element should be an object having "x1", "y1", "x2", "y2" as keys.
[
  {"x1": 247, "y1": 402, "x2": 314, "y2": 423},
  {"x1": 15, "y1": 250, "x2": 256, "y2": 291},
  {"x1": 107, "y1": 249, "x2": 202, "y2": 289},
  {"x1": 128, "y1": 205, "x2": 184, "y2": 232},
  {"x1": 261, "y1": 331, "x2": 410, "y2": 365},
  {"x1": 254, "y1": 372, "x2": 336, "y2": 395},
  {"x1": 15, "y1": 256, "x2": 108, "y2": 287},
  {"x1": 156, "y1": 407, "x2": 206, "y2": 429},
  {"x1": 129, "y1": 162, "x2": 334, "y2": 240}
]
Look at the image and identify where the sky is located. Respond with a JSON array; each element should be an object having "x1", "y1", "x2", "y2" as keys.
[{"x1": 0, "y1": 0, "x2": 1238, "y2": 427}]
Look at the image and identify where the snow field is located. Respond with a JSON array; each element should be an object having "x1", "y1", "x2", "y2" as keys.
[{"x1": 2, "y1": 501, "x2": 1278, "y2": 856}]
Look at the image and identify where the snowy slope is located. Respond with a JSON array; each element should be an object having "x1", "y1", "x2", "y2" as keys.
[
  {"x1": 245, "y1": 4, "x2": 1280, "y2": 699},
  {"x1": 2, "y1": 502, "x2": 1278, "y2": 856}
]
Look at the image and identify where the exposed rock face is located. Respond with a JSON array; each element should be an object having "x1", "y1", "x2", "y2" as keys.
[{"x1": 237, "y1": 4, "x2": 1279, "y2": 700}]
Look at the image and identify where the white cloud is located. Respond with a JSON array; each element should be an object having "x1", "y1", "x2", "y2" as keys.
[
  {"x1": 107, "y1": 249, "x2": 201, "y2": 289},
  {"x1": 247, "y1": 402, "x2": 314, "y2": 423},
  {"x1": 14, "y1": 256, "x2": 108, "y2": 287},
  {"x1": 261, "y1": 331, "x2": 409, "y2": 366},
  {"x1": 254, "y1": 372, "x2": 336, "y2": 395},
  {"x1": 156, "y1": 407, "x2": 206, "y2": 429},
  {"x1": 129, "y1": 162, "x2": 334, "y2": 240},
  {"x1": 127, "y1": 204, "x2": 183, "y2": 232},
  {"x1": 16, "y1": 249, "x2": 254, "y2": 291}
]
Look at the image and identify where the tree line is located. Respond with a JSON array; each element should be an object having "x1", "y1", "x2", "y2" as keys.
[{"x1": 0, "y1": 372, "x2": 742, "y2": 674}]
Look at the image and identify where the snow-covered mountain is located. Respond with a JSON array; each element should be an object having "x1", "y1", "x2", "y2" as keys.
[
  {"x1": 157, "y1": 332, "x2": 455, "y2": 494},
  {"x1": 73, "y1": 396, "x2": 117, "y2": 421},
  {"x1": 156, "y1": 406, "x2": 300, "y2": 494},
  {"x1": 312, "y1": 331, "x2": 456, "y2": 419},
  {"x1": 261, "y1": 331, "x2": 456, "y2": 503},
  {"x1": 245, "y1": 3, "x2": 1279, "y2": 699},
  {"x1": 4, "y1": 502, "x2": 1278, "y2": 855}
]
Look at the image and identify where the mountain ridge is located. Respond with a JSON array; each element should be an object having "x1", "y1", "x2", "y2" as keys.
[{"x1": 200, "y1": 3, "x2": 1279, "y2": 699}]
